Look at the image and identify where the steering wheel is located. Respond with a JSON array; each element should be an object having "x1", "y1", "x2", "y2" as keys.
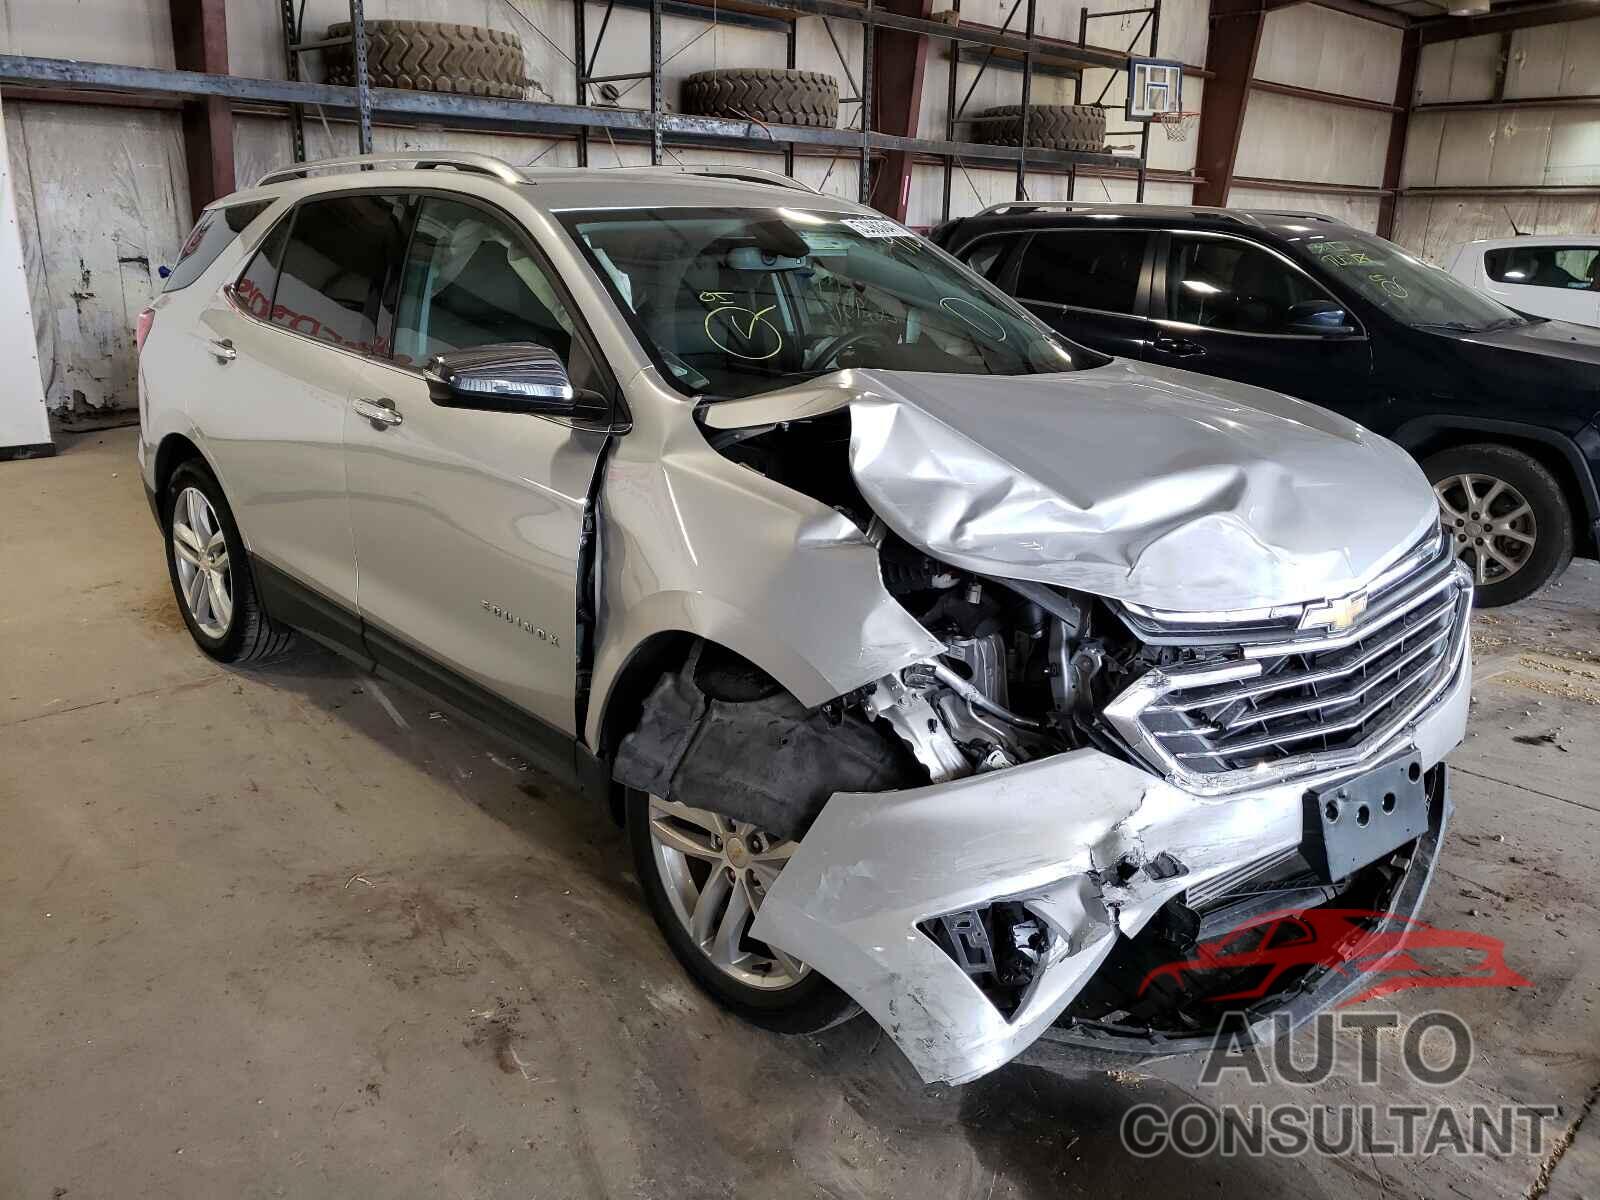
[{"x1": 807, "y1": 329, "x2": 892, "y2": 370}]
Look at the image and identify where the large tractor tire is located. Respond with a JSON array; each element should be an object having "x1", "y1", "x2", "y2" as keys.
[
  {"x1": 323, "y1": 20, "x2": 526, "y2": 98},
  {"x1": 683, "y1": 68, "x2": 840, "y2": 127},
  {"x1": 973, "y1": 103, "x2": 1107, "y2": 152}
]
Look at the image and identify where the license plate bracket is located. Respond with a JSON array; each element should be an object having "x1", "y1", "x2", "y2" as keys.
[{"x1": 1303, "y1": 755, "x2": 1429, "y2": 882}]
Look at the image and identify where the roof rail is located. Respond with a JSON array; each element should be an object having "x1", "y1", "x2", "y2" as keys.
[
  {"x1": 973, "y1": 201, "x2": 1086, "y2": 217},
  {"x1": 598, "y1": 164, "x2": 821, "y2": 194},
  {"x1": 256, "y1": 151, "x2": 527, "y2": 188}
]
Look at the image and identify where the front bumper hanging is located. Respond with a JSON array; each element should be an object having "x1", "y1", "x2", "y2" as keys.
[{"x1": 749, "y1": 643, "x2": 1471, "y2": 1085}]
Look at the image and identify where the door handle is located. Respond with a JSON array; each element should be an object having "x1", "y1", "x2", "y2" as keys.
[
  {"x1": 207, "y1": 337, "x2": 236, "y2": 363},
  {"x1": 1153, "y1": 334, "x2": 1205, "y2": 358},
  {"x1": 353, "y1": 396, "x2": 403, "y2": 429}
]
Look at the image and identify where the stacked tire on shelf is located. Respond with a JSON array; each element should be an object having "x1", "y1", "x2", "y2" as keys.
[
  {"x1": 971, "y1": 104, "x2": 1107, "y2": 153},
  {"x1": 323, "y1": 20, "x2": 527, "y2": 97},
  {"x1": 682, "y1": 68, "x2": 840, "y2": 127}
]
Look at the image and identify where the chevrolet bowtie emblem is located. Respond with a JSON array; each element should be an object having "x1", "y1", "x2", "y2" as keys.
[{"x1": 1301, "y1": 591, "x2": 1370, "y2": 632}]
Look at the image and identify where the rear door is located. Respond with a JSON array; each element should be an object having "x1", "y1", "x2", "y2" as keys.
[
  {"x1": 344, "y1": 193, "x2": 617, "y2": 739},
  {"x1": 1146, "y1": 231, "x2": 1379, "y2": 425},
  {"x1": 999, "y1": 227, "x2": 1157, "y2": 359},
  {"x1": 1482, "y1": 244, "x2": 1600, "y2": 327},
  {"x1": 195, "y1": 193, "x2": 406, "y2": 608}
]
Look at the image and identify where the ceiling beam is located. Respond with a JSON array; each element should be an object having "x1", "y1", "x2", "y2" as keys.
[
  {"x1": 1418, "y1": 0, "x2": 1600, "y2": 44},
  {"x1": 1194, "y1": 0, "x2": 1267, "y2": 207},
  {"x1": 1376, "y1": 26, "x2": 1419, "y2": 238},
  {"x1": 868, "y1": 0, "x2": 933, "y2": 220},
  {"x1": 169, "y1": 0, "x2": 234, "y2": 220},
  {"x1": 1266, "y1": 0, "x2": 1412, "y2": 29}
]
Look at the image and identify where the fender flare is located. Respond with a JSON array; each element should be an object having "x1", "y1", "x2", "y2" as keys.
[
  {"x1": 1388, "y1": 415, "x2": 1600, "y2": 531},
  {"x1": 583, "y1": 591, "x2": 847, "y2": 754}
]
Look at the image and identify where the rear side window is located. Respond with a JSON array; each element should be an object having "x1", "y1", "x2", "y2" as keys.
[
  {"x1": 1484, "y1": 245, "x2": 1599, "y2": 291},
  {"x1": 1015, "y1": 230, "x2": 1149, "y2": 315},
  {"x1": 164, "y1": 201, "x2": 272, "y2": 292},
  {"x1": 270, "y1": 193, "x2": 409, "y2": 354},
  {"x1": 233, "y1": 215, "x2": 291, "y2": 321},
  {"x1": 960, "y1": 236, "x2": 1014, "y2": 282}
]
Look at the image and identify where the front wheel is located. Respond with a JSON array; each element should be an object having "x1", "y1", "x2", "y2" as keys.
[
  {"x1": 627, "y1": 789, "x2": 859, "y2": 1034},
  {"x1": 162, "y1": 460, "x2": 295, "y2": 662},
  {"x1": 1424, "y1": 444, "x2": 1573, "y2": 608}
]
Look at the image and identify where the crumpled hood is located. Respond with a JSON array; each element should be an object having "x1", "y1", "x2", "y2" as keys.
[{"x1": 705, "y1": 360, "x2": 1438, "y2": 611}]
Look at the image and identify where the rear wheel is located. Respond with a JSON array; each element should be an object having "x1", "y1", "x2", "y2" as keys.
[
  {"x1": 627, "y1": 788, "x2": 858, "y2": 1034},
  {"x1": 1423, "y1": 444, "x2": 1573, "y2": 607}
]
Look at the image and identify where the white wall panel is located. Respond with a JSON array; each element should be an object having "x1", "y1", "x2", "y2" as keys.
[
  {"x1": 1400, "y1": 111, "x2": 1443, "y2": 188},
  {"x1": 1256, "y1": 5, "x2": 1402, "y2": 103},
  {"x1": 906, "y1": 159, "x2": 1194, "y2": 228},
  {"x1": 1506, "y1": 16, "x2": 1600, "y2": 98},
  {"x1": 0, "y1": 0, "x2": 173, "y2": 68},
  {"x1": 1391, "y1": 195, "x2": 1600, "y2": 263},
  {"x1": 1235, "y1": 91, "x2": 1390, "y2": 186},
  {"x1": 1414, "y1": 35, "x2": 1500, "y2": 104},
  {"x1": 3, "y1": 103, "x2": 187, "y2": 414},
  {"x1": 1226, "y1": 186, "x2": 1381, "y2": 233}
]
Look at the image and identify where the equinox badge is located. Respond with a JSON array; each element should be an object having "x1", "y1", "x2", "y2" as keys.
[{"x1": 481, "y1": 600, "x2": 558, "y2": 646}]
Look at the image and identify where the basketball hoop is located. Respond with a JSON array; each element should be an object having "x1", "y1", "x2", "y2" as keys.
[{"x1": 1156, "y1": 111, "x2": 1201, "y2": 142}]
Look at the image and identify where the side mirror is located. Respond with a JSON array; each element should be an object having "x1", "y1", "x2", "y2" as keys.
[
  {"x1": 1286, "y1": 299, "x2": 1358, "y2": 336},
  {"x1": 428, "y1": 343, "x2": 611, "y2": 424}
]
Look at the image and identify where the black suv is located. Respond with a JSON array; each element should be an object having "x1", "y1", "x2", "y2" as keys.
[{"x1": 932, "y1": 203, "x2": 1600, "y2": 607}]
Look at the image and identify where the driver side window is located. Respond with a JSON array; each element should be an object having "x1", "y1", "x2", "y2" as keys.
[
  {"x1": 393, "y1": 197, "x2": 578, "y2": 369},
  {"x1": 1167, "y1": 236, "x2": 1329, "y2": 334}
]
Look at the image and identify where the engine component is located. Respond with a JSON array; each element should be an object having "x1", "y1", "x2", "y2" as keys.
[{"x1": 862, "y1": 671, "x2": 970, "y2": 782}]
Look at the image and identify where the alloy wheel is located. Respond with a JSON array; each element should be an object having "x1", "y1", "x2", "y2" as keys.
[
  {"x1": 646, "y1": 796, "x2": 809, "y2": 990},
  {"x1": 1433, "y1": 473, "x2": 1537, "y2": 587},
  {"x1": 171, "y1": 486, "x2": 233, "y2": 638}
]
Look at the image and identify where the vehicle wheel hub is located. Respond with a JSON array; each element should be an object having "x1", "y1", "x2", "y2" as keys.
[
  {"x1": 646, "y1": 796, "x2": 808, "y2": 991},
  {"x1": 1433, "y1": 472, "x2": 1536, "y2": 587},
  {"x1": 171, "y1": 486, "x2": 234, "y2": 639}
]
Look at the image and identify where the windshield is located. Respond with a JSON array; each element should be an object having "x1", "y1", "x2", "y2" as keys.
[
  {"x1": 1285, "y1": 229, "x2": 1525, "y2": 332},
  {"x1": 559, "y1": 207, "x2": 1094, "y2": 398}
]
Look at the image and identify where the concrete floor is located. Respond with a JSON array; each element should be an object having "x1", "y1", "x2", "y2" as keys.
[{"x1": 2, "y1": 428, "x2": 1597, "y2": 1200}]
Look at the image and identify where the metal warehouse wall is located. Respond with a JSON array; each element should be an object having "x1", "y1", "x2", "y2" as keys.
[
  {"x1": 1232, "y1": 4, "x2": 1405, "y2": 236},
  {"x1": 6, "y1": 0, "x2": 1449, "y2": 417},
  {"x1": 1395, "y1": 17, "x2": 1600, "y2": 263}
]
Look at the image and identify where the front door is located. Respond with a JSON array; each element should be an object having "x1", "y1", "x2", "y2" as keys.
[
  {"x1": 196, "y1": 193, "x2": 404, "y2": 608},
  {"x1": 1146, "y1": 232, "x2": 1378, "y2": 426},
  {"x1": 344, "y1": 194, "x2": 614, "y2": 737}
]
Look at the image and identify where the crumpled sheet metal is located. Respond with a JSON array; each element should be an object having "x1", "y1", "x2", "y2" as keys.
[
  {"x1": 707, "y1": 362, "x2": 1439, "y2": 612},
  {"x1": 750, "y1": 653, "x2": 1472, "y2": 1085}
]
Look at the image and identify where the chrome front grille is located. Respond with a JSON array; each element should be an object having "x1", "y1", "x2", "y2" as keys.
[{"x1": 1107, "y1": 532, "x2": 1472, "y2": 794}]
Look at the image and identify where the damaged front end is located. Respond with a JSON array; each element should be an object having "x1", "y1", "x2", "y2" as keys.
[{"x1": 615, "y1": 373, "x2": 1473, "y2": 1085}]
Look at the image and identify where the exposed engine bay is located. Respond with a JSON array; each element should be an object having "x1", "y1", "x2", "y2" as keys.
[{"x1": 613, "y1": 404, "x2": 1471, "y2": 1082}]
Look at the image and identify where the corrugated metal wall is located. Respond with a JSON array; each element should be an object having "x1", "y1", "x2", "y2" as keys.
[
  {"x1": 32, "y1": 0, "x2": 1569, "y2": 413},
  {"x1": 1396, "y1": 16, "x2": 1600, "y2": 262}
]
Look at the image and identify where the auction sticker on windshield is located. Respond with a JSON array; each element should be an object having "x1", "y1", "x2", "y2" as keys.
[{"x1": 842, "y1": 217, "x2": 912, "y2": 239}]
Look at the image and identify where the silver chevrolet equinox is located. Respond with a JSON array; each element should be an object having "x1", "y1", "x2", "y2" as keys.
[{"x1": 138, "y1": 152, "x2": 1473, "y2": 1084}]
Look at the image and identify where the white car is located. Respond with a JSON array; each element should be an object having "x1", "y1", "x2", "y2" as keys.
[{"x1": 1442, "y1": 236, "x2": 1600, "y2": 328}]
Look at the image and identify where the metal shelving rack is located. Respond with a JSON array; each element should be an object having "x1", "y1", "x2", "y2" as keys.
[{"x1": 0, "y1": 0, "x2": 1161, "y2": 215}]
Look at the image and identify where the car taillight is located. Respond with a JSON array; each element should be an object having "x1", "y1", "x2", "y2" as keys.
[{"x1": 135, "y1": 307, "x2": 155, "y2": 355}]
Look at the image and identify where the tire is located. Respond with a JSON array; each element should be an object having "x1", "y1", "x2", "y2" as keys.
[
  {"x1": 626, "y1": 787, "x2": 859, "y2": 1035},
  {"x1": 682, "y1": 68, "x2": 839, "y2": 128},
  {"x1": 162, "y1": 461, "x2": 296, "y2": 664},
  {"x1": 323, "y1": 20, "x2": 526, "y2": 98},
  {"x1": 973, "y1": 103, "x2": 1107, "y2": 152},
  {"x1": 1423, "y1": 443, "x2": 1574, "y2": 607}
]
